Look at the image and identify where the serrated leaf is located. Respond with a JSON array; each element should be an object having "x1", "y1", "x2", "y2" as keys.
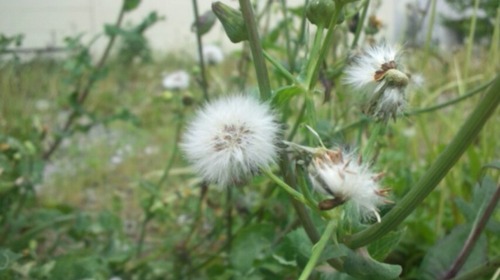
[
  {"x1": 368, "y1": 228, "x2": 405, "y2": 261},
  {"x1": 271, "y1": 85, "x2": 304, "y2": 106},
  {"x1": 418, "y1": 225, "x2": 487, "y2": 280},
  {"x1": 343, "y1": 248, "x2": 402, "y2": 280}
]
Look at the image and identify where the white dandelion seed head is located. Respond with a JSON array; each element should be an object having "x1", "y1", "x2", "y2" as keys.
[
  {"x1": 344, "y1": 44, "x2": 411, "y2": 121},
  {"x1": 202, "y1": 44, "x2": 224, "y2": 65},
  {"x1": 181, "y1": 95, "x2": 281, "y2": 187},
  {"x1": 309, "y1": 148, "x2": 388, "y2": 222},
  {"x1": 162, "y1": 70, "x2": 190, "y2": 90}
]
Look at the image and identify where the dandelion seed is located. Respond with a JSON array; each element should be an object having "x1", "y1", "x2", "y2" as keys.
[
  {"x1": 308, "y1": 148, "x2": 389, "y2": 222},
  {"x1": 344, "y1": 44, "x2": 411, "y2": 121},
  {"x1": 202, "y1": 44, "x2": 224, "y2": 65},
  {"x1": 162, "y1": 70, "x2": 190, "y2": 90},
  {"x1": 181, "y1": 95, "x2": 281, "y2": 187}
]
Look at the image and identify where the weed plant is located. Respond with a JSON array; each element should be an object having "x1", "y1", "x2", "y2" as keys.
[{"x1": 0, "y1": 0, "x2": 499, "y2": 279}]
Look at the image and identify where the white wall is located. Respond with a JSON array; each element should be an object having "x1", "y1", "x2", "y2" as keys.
[{"x1": 1, "y1": 0, "x2": 458, "y2": 56}]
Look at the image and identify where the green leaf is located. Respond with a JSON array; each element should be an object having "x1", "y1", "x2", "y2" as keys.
[
  {"x1": 0, "y1": 248, "x2": 22, "y2": 271},
  {"x1": 368, "y1": 228, "x2": 405, "y2": 261},
  {"x1": 418, "y1": 225, "x2": 487, "y2": 280},
  {"x1": 343, "y1": 249, "x2": 402, "y2": 280},
  {"x1": 272, "y1": 85, "x2": 304, "y2": 107},
  {"x1": 123, "y1": 0, "x2": 141, "y2": 12},
  {"x1": 231, "y1": 223, "x2": 274, "y2": 273}
]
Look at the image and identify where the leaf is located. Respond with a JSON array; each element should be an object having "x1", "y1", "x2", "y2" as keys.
[
  {"x1": 271, "y1": 85, "x2": 304, "y2": 106},
  {"x1": 343, "y1": 248, "x2": 402, "y2": 280},
  {"x1": 123, "y1": 0, "x2": 141, "y2": 12},
  {"x1": 0, "y1": 248, "x2": 22, "y2": 271},
  {"x1": 368, "y1": 228, "x2": 405, "y2": 261},
  {"x1": 418, "y1": 225, "x2": 487, "y2": 280},
  {"x1": 230, "y1": 223, "x2": 274, "y2": 273}
]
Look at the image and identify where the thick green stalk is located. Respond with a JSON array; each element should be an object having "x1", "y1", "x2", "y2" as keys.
[
  {"x1": 299, "y1": 220, "x2": 337, "y2": 280},
  {"x1": 239, "y1": 0, "x2": 272, "y2": 100},
  {"x1": 345, "y1": 76, "x2": 500, "y2": 248}
]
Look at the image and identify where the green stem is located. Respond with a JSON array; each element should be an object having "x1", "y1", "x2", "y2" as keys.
[
  {"x1": 261, "y1": 168, "x2": 306, "y2": 204},
  {"x1": 345, "y1": 75, "x2": 500, "y2": 248},
  {"x1": 406, "y1": 80, "x2": 493, "y2": 116},
  {"x1": 287, "y1": 102, "x2": 307, "y2": 141},
  {"x1": 350, "y1": 0, "x2": 370, "y2": 49},
  {"x1": 225, "y1": 187, "x2": 233, "y2": 252},
  {"x1": 238, "y1": 0, "x2": 272, "y2": 100},
  {"x1": 191, "y1": 0, "x2": 210, "y2": 101},
  {"x1": 305, "y1": 25, "x2": 325, "y2": 85},
  {"x1": 137, "y1": 113, "x2": 183, "y2": 256},
  {"x1": 423, "y1": 0, "x2": 437, "y2": 66},
  {"x1": 443, "y1": 184, "x2": 500, "y2": 280},
  {"x1": 298, "y1": 220, "x2": 337, "y2": 280},
  {"x1": 307, "y1": 3, "x2": 344, "y2": 90},
  {"x1": 42, "y1": 6, "x2": 125, "y2": 160},
  {"x1": 452, "y1": 256, "x2": 500, "y2": 280},
  {"x1": 280, "y1": 0, "x2": 294, "y2": 70},
  {"x1": 263, "y1": 50, "x2": 299, "y2": 84},
  {"x1": 362, "y1": 122, "x2": 383, "y2": 160},
  {"x1": 463, "y1": 0, "x2": 480, "y2": 82}
]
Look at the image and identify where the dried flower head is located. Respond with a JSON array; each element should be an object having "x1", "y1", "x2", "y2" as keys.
[
  {"x1": 202, "y1": 44, "x2": 224, "y2": 65},
  {"x1": 162, "y1": 70, "x2": 190, "y2": 90},
  {"x1": 181, "y1": 95, "x2": 281, "y2": 187},
  {"x1": 344, "y1": 44, "x2": 410, "y2": 121},
  {"x1": 309, "y1": 148, "x2": 390, "y2": 222}
]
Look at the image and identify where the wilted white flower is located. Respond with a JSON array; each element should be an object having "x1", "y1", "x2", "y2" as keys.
[
  {"x1": 309, "y1": 148, "x2": 390, "y2": 222},
  {"x1": 162, "y1": 70, "x2": 190, "y2": 90},
  {"x1": 181, "y1": 95, "x2": 280, "y2": 187},
  {"x1": 344, "y1": 44, "x2": 410, "y2": 121},
  {"x1": 202, "y1": 44, "x2": 224, "y2": 65}
]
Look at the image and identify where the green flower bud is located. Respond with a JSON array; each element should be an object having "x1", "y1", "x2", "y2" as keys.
[
  {"x1": 192, "y1": 10, "x2": 217, "y2": 36},
  {"x1": 306, "y1": 0, "x2": 336, "y2": 27},
  {"x1": 212, "y1": 2, "x2": 248, "y2": 43}
]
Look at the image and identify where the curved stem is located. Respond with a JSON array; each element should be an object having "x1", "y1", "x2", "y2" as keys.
[
  {"x1": 239, "y1": 0, "x2": 272, "y2": 100},
  {"x1": 406, "y1": 80, "x2": 493, "y2": 116},
  {"x1": 43, "y1": 6, "x2": 126, "y2": 160},
  {"x1": 191, "y1": 0, "x2": 210, "y2": 101},
  {"x1": 442, "y1": 184, "x2": 500, "y2": 280},
  {"x1": 345, "y1": 75, "x2": 500, "y2": 248},
  {"x1": 452, "y1": 256, "x2": 500, "y2": 280}
]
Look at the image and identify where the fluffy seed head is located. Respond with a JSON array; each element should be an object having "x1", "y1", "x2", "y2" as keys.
[
  {"x1": 162, "y1": 70, "x2": 190, "y2": 90},
  {"x1": 308, "y1": 148, "x2": 388, "y2": 222},
  {"x1": 344, "y1": 44, "x2": 411, "y2": 121},
  {"x1": 202, "y1": 44, "x2": 224, "y2": 65},
  {"x1": 181, "y1": 95, "x2": 280, "y2": 187}
]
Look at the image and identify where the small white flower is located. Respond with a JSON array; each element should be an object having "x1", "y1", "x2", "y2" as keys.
[
  {"x1": 162, "y1": 70, "x2": 190, "y2": 90},
  {"x1": 309, "y1": 148, "x2": 389, "y2": 222},
  {"x1": 181, "y1": 95, "x2": 280, "y2": 187},
  {"x1": 344, "y1": 44, "x2": 410, "y2": 121},
  {"x1": 202, "y1": 44, "x2": 224, "y2": 65}
]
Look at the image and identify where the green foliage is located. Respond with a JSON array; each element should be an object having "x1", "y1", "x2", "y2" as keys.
[{"x1": 0, "y1": 0, "x2": 499, "y2": 279}]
